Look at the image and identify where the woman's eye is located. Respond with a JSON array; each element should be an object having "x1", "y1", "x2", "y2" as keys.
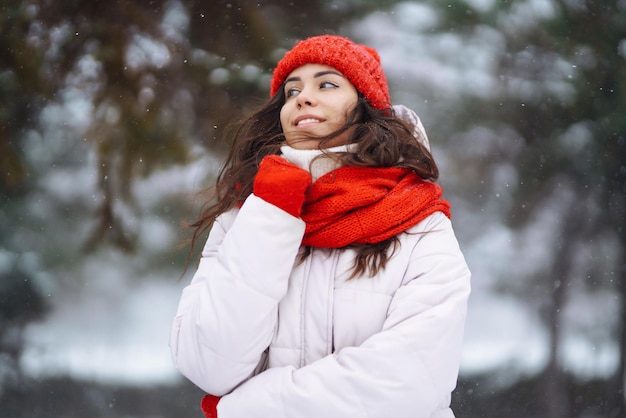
[
  {"x1": 320, "y1": 81, "x2": 338, "y2": 89},
  {"x1": 286, "y1": 88, "x2": 300, "y2": 98}
]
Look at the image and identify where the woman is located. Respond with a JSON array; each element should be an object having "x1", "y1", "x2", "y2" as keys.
[{"x1": 170, "y1": 34, "x2": 471, "y2": 418}]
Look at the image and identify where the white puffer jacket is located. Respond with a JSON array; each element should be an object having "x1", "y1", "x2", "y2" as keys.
[{"x1": 170, "y1": 189, "x2": 471, "y2": 417}]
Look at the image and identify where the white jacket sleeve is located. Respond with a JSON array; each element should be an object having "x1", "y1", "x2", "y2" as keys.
[
  {"x1": 169, "y1": 194, "x2": 306, "y2": 395},
  {"x1": 216, "y1": 212, "x2": 471, "y2": 418}
]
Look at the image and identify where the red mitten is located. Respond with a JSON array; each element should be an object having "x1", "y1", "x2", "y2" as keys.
[
  {"x1": 201, "y1": 394, "x2": 220, "y2": 418},
  {"x1": 253, "y1": 155, "x2": 312, "y2": 217}
]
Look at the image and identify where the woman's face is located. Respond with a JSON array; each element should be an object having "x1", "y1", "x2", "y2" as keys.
[{"x1": 279, "y1": 63, "x2": 358, "y2": 150}]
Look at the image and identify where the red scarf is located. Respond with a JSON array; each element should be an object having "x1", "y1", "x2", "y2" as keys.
[{"x1": 301, "y1": 166, "x2": 450, "y2": 248}]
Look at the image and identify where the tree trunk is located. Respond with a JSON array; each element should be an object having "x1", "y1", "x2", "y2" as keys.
[
  {"x1": 542, "y1": 203, "x2": 579, "y2": 418},
  {"x1": 543, "y1": 269, "x2": 569, "y2": 418},
  {"x1": 609, "y1": 238, "x2": 626, "y2": 417}
]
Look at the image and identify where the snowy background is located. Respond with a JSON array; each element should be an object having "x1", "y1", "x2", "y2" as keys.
[{"x1": 2, "y1": 0, "x2": 623, "y2": 416}]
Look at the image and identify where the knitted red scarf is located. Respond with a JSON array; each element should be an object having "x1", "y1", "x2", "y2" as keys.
[{"x1": 301, "y1": 166, "x2": 450, "y2": 248}]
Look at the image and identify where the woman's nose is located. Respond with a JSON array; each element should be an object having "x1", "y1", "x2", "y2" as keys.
[{"x1": 296, "y1": 87, "x2": 316, "y2": 108}]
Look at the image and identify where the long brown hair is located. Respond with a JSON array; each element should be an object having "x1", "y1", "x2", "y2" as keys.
[{"x1": 186, "y1": 88, "x2": 439, "y2": 278}]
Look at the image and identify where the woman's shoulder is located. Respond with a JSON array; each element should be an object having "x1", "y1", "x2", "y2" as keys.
[
  {"x1": 215, "y1": 206, "x2": 240, "y2": 230},
  {"x1": 397, "y1": 211, "x2": 464, "y2": 259},
  {"x1": 403, "y1": 211, "x2": 452, "y2": 235}
]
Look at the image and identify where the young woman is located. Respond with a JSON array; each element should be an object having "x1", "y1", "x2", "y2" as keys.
[{"x1": 170, "y1": 34, "x2": 471, "y2": 418}]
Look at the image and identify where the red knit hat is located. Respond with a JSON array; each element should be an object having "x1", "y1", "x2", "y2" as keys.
[{"x1": 270, "y1": 35, "x2": 391, "y2": 109}]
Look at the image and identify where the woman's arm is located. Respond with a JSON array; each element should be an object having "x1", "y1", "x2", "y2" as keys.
[
  {"x1": 215, "y1": 212, "x2": 471, "y2": 418},
  {"x1": 169, "y1": 195, "x2": 306, "y2": 395}
]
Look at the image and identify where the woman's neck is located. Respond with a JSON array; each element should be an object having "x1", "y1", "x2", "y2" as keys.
[{"x1": 280, "y1": 144, "x2": 356, "y2": 182}]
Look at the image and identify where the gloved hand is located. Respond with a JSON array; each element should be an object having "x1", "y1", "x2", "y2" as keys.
[
  {"x1": 201, "y1": 394, "x2": 220, "y2": 418},
  {"x1": 253, "y1": 155, "x2": 312, "y2": 218}
]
